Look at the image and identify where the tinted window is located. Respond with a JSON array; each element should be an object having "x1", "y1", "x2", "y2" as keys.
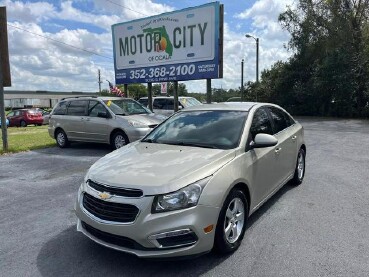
[
  {"x1": 144, "y1": 111, "x2": 248, "y2": 149},
  {"x1": 250, "y1": 108, "x2": 273, "y2": 140},
  {"x1": 268, "y1": 107, "x2": 288, "y2": 134},
  {"x1": 67, "y1": 100, "x2": 88, "y2": 116},
  {"x1": 138, "y1": 99, "x2": 148, "y2": 106},
  {"x1": 88, "y1": 101, "x2": 107, "y2": 117},
  {"x1": 53, "y1": 101, "x2": 68, "y2": 115},
  {"x1": 165, "y1": 99, "x2": 174, "y2": 110},
  {"x1": 153, "y1": 99, "x2": 167, "y2": 109}
]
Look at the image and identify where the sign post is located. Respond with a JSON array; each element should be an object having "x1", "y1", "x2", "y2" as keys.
[{"x1": 0, "y1": 6, "x2": 11, "y2": 152}]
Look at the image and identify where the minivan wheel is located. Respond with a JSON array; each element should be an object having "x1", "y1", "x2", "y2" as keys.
[
  {"x1": 214, "y1": 189, "x2": 248, "y2": 254},
  {"x1": 111, "y1": 131, "x2": 129, "y2": 150},
  {"x1": 291, "y1": 148, "x2": 306, "y2": 185},
  {"x1": 20, "y1": 120, "x2": 27, "y2": 127},
  {"x1": 56, "y1": 129, "x2": 69, "y2": 148}
]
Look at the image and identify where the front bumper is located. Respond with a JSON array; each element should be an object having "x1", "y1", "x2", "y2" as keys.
[{"x1": 75, "y1": 186, "x2": 220, "y2": 258}]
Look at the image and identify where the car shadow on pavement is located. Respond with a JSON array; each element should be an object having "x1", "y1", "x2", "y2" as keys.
[
  {"x1": 36, "y1": 183, "x2": 295, "y2": 277},
  {"x1": 32, "y1": 142, "x2": 112, "y2": 157}
]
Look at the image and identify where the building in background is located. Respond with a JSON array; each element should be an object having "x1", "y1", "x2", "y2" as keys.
[{"x1": 4, "y1": 90, "x2": 97, "y2": 109}]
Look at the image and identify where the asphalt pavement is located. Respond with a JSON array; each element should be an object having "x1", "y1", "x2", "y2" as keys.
[{"x1": 0, "y1": 118, "x2": 369, "y2": 277}]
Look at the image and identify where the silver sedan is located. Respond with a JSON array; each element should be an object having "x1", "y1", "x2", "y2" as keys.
[{"x1": 75, "y1": 102, "x2": 306, "y2": 258}]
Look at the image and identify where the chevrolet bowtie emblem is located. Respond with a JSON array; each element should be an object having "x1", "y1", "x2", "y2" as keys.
[{"x1": 98, "y1": 192, "x2": 112, "y2": 200}]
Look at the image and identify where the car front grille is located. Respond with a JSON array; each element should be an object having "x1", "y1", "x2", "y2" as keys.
[
  {"x1": 82, "y1": 193, "x2": 139, "y2": 223},
  {"x1": 81, "y1": 221, "x2": 149, "y2": 250},
  {"x1": 88, "y1": 180, "x2": 143, "y2": 197}
]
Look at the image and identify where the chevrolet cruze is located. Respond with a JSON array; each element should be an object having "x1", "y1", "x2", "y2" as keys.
[{"x1": 75, "y1": 102, "x2": 306, "y2": 258}]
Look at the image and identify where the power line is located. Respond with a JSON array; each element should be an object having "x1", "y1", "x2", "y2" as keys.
[
  {"x1": 7, "y1": 23, "x2": 113, "y2": 60},
  {"x1": 105, "y1": 0, "x2": 149, "y2": 16}
]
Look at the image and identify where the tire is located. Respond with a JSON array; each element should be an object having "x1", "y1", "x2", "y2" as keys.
[
  {"x1": 110, "y1": 131, "x2": 129, "y2": 150},
  {"x1": 37, "y1": 124, "x2": 42, "y2": 126},
  {"x1": 20, "y1": 120, "x2": 27, "y2": 127},
  {"x1": 55, "y1": 129, "x2": 69, "y2": 148},
  {"x1": 214, "y1": 189, "x2": 248, "y2": 254},
  {"x1": 291, "y1": 148, "x2": 306, "y2": 185}
]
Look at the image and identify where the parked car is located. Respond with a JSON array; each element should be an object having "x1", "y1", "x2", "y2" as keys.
[
  {"x1": 75, "y1": 102, "x2": 306, "y2": 258},
  {"x1": 7, "y1": 109, "x2": 43, "y2": 127},
  {"x1": 31, "y1": 108, "x2": 51, "y2": 125},
  {"x1": 138, "y1": 96, "x2": 202, "y2": 116},
  {"x1": 48, "y1": 96, "x2": 165, "y2": 150},
  {"x1": 0, "y1": 117, "x2": 9, "y2": 127}
]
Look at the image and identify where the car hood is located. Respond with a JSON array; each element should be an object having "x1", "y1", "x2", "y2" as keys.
[
  {"x1": 117, "y1": 113, "x2": 165, "y2": 125},
  {"x1": 86, "y1": 142, "x2": 236, "y2": 195}
]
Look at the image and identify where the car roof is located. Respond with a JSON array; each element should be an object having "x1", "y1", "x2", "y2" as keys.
[
  {"x1": 184, "y1": 102, "x2": 258, "y2": 112},
  {"x1": 98, "y1": 97, "x2": 134, "y2": 101},
  {"x1": 139, "y1": 96, "x2": 195, "y2": 99}
]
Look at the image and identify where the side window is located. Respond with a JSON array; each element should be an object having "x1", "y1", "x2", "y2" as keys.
[
  {"x1": 250, "y1": 108, "x2": 273, "y2": 140},
  {"x1": 53, "y1": 101, "x2": 68, "y2": 115},
  {"x1": 153, "y1": 99, "x2": 166, "y2": 109},
  {"x1": 165, "y1": 99, "x2": 174, "y2": 110},
  {"x1": 138, "y1": 99, "x2": 148, "y2": 106},
  {"x1": 88, "y1": 101, "x2": 107, "y2": 117},
  {"x1": 14, "y1": 111, "x2": 20, "y2": 116},
  {"x1": 7, "y1": 112, "x2": 14, "y2": 117},
  {"x1": 67, "y1": 100, "x2": 88, "y2": 116},
  {"x1": 268, "y1": 107, "x2": 288, "y2": 134}
]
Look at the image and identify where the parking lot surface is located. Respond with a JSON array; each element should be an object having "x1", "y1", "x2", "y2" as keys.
[{"x1": 1, "y1": 118, "x2": 369, "y2": 277}]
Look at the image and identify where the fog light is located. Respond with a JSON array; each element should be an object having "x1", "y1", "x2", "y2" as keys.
[
  {"x1": 148, "y1": 229, "x2": 198, "y2": 249},
  {"x1": 203, "y1": 224, "x2": 214, "y2": 233}
]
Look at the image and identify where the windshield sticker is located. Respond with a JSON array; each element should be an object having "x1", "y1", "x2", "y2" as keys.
[{"x1": 107, "y1": 100, "x2": 112, "y2": 106}]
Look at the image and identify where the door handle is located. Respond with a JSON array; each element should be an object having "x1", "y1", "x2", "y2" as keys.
[
  {"x1": 275, "y1": 147, "x2": 282, "y2": 154},
  {"x1": 291, "y1": 135, "x2": 297, "y2": 141}
]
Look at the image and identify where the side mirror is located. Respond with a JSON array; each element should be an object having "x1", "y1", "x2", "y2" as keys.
[
  {"x1": 178, "y1": 106, "x2": 183, "y2": 110},
  {"x1": 250, "y1": 133, "x2": 278, "y2": 149},
  {"x1": 97, "y1": 111, "x2": 110, "y2": 118}
]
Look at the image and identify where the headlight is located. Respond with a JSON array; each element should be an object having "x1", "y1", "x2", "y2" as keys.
[
  {"x1": 152, "y1": 177, "x2": 211, "y2": 213},
  {"x1": 128, "y1": 120, "x2": 147, "y2": 128}
]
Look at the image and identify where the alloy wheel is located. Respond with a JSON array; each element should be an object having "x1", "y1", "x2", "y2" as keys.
[{"x1": 224, "y1": 197, "x2": 245, "y2": 244}]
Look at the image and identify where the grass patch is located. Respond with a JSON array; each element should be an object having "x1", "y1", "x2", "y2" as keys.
[{"x1": 0, "y1": 125, "x2": 56, "y2": 155}]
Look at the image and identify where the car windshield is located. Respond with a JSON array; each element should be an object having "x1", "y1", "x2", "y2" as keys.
[
  {"x1": 180, "y1": 97, "x2": 202, "y2": 108},
  {"x1": 142, "y1": 110, "x2": 248, "y2": 149},
  {"x1": 104, "y1": 99, "x2": 151, "y2": 115}
]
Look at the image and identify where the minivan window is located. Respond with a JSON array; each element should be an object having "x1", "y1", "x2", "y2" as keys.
[
  {"x1": 88, "y1": 101, "x2": 108, "y2": 117},
  {"x1": 138, "y1": 99, "x2": 148, "y2": 106},
  {"x1": 53, "y1": 101, "x2": 68, "y2": 115},
  {"x1": 143, "y1": 110, "x2": 248, "y2": 149},
  {"x1": 66, "y1": 100, "x2": 88, "y2": 116},
  {"x1": 104, "y1": 99, "x2": 150, "y2": 115}
]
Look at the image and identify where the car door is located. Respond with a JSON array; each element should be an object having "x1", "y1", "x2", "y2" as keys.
[
  {"x1": 267, "y1": 106, "x2": 297, "y2": 186},
  {"x1": 65, "y1": 100, "x2": 88, "y2": 140},
  {"x1": 245, "y1": 107, "x2": 278, "y2": 206},
  {"x1": 83, "y1": 100, "x2": 110, "y2": 143}
]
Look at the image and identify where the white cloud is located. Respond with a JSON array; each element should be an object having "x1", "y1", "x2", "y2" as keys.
[{"x1": 3, "y1": 0, "x2": 295, "y2": 94}]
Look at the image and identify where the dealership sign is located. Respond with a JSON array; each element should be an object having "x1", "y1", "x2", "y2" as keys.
[{"x1": 112, "y1": 2, "x2": 222, "y2": 84}]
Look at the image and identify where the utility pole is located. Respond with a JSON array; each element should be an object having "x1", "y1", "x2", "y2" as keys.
[
  {"x1": 98, "y1": 69, "x2": 102, "y2": 93},
  {"x1": 241, "y1": 59, "x2": 244, "y2": 102}
]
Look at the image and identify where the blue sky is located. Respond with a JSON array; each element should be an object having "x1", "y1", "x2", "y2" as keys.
[{"x1": 1, "y1": 0, "x2": 294, "y2": 92}]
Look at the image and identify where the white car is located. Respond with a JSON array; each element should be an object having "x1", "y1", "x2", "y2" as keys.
[
  {"x1": 138, "y1": 96, "x2": 202, "y2": 116},
  {"x1": 75, "y1": 102, "x2": 306, "y2": 258}
]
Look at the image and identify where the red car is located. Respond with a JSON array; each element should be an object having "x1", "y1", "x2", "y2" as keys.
[{"x1": 7, "y1": 109, "x2": 43, "y2": 127}]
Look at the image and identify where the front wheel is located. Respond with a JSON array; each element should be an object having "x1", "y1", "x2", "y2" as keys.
[
  {"x1": 110, "y1": 131, "x2": 129, "y2": 150},
  {"x1": 291, "y1": 148, "x2": 306, "y2": 185},
  {"x1": 20, "y1": 120, "x2": 27, "y2": 127},
  {"x1": 214, "y1": 189, "x2": 248, "y2": 254},
  {"x1": 56, "y1": 129, "x2": 69, "y2": 148}
]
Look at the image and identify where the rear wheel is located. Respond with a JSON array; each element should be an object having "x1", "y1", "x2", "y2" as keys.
[
  {"x1": 55, "y1": 129, "x2": 69, "y2": 148},
  {"x1": 291, "y1": 148, "x2": 305, "y2": 185},
  {"x1": 111, "y1": 131, "x2": 129, "y2": 150},
  {"x1": 20, "y1": 120, "x2": 27, "y2": 127},
  {"x1": 214, "y1": 189, "x2": 248, "y2": 254}
]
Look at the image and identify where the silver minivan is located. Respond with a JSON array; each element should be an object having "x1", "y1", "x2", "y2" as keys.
[{"x1": 48, "y1": 96, "x2": 164, "y2": 149}]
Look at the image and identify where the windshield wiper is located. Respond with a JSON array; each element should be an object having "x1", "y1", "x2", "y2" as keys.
[
  {"x1": 162, "y1": 141, "x2": 218, "y2": 149},
  {"x1": 141, "y1": 138, "x2": 157, "y2": 143}
]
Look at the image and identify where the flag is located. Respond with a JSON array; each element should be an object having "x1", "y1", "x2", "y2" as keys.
[{"x1": 107, "y1": 80, "x2": 125, "y2": 97}]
